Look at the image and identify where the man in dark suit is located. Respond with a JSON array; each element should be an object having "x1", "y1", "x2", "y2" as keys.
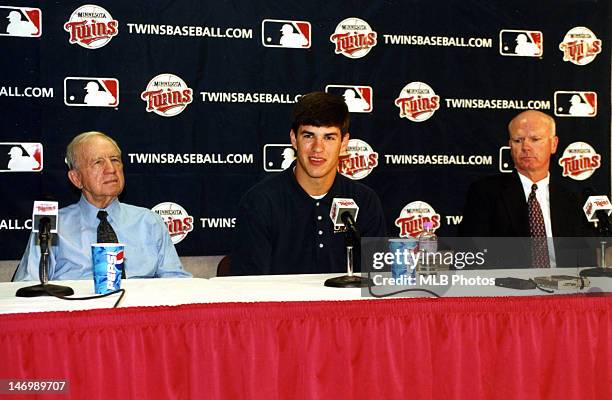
[{"x1": 459, "y1": 110, "x2": 592, "y2": 268}]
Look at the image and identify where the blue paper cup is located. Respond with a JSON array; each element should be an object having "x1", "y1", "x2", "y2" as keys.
[
  {"x1": 92, "y1": 243, "x2": 125, "y2": 294},
  {"x1": 388, "y1": 238, "x2": 418, "y2": 281}
]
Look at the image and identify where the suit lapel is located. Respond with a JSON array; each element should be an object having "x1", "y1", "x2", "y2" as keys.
[
  {"x1": 501, "y1": 172, "x2": 530, "y2": 236},
  {"x1": 548, "y1": 179, "x2": 565, "y2": 236}
]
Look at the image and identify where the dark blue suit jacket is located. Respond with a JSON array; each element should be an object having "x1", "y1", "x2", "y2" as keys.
[{"x1": 458, "y1": 171, "x2": 594, "y2": 268}]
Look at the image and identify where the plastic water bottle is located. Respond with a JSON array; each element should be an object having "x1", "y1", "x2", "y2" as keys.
[{"x1": 417, "y1": 221, "x2": 437, "y2": 274}]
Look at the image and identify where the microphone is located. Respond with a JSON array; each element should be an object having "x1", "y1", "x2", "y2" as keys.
[
  {"x1": 325, "y1": 198, "x2": 373, "y2": 288},
  {"x1": 32, "y1": 201, "x2": 58, "y2": 265},
  {"x1": 340, "y1": 211, "x2": 360, "y2": 239},
  {"x1": 32, "y1": 200, "x2": 59, "y2": 233},
  {"x1": 16, "y1": 200, "x2": 74, "y2": 298},
  {"x1": 330, "y1": 197, "x2": 359, "y2": 228},
  {"x1": 580, "y1": 195, "x2": 612, "y2": 277},
  {"x1": 583, "y1": 195, "x2": 612, "y2": 231}
]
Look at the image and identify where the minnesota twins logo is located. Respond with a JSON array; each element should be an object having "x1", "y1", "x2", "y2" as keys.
[
  {"x1": 395, "y1": 201, "x2": 441, "y2": 238},
  {"x1": 337, "y1": 139, "x2": 378, "y2": 180},
  {"x1": 558, "y1": 27, "x2": 602, "y2": 66},
  {"x1": 141, "y1": 74, "x2": 193, "y2": 117},
  {"x1": 64, "y1": 5, "x2": 118, "y2": 49},
  {"x1": 558, "y1": 142, "x2": 601, "y2": 181},
  {"x1": 395, "y1": 82, "x2": 440, "y2": 122},
  {"x1": 330, "y1": 17, "x2": 377, "y2": 59}
]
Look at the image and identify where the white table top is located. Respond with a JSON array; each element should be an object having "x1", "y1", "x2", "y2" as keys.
[{"x1": 1, "y1": 268, "x2": 610, "y2": 315}]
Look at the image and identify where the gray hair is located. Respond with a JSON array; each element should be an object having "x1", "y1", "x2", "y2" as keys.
[{"x1": 65, "y1": 131, "x2": 121, "y2": 170}]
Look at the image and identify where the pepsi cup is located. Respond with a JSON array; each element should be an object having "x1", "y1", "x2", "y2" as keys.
[
  {"x1": 388, "y1": 238, "x2": 418, "y2": 284},
  {"x1": 92, "y1": 243, "x2": 125, "y2": 294}
]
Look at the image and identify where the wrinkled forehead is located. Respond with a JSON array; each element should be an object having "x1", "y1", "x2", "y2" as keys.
[
  {"x1": 509, "y1": 115, "x2": 552, "y2": 138},
  {"x1": 76, "y1": 137, "x2": 121, "y2": 162}
]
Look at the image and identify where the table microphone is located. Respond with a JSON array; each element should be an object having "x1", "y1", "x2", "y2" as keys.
[
  {"x1": 330, "y1": 198, "x2": 360, "y2": 241},
  {"x1": 330, "y1": 198, "x2": 358, "y2": 226},
  {"x1": 583, "y1": 195, "x2": 612, "y2": 233},
  {"x1": 325, "y1": 198, "x2": 373, "y2": 288},
  {"x1": 580, "y1": 195, "x2": 612, "y2": 278},
  {"x1": 16, "y1": 201, "x2": 74, "y2": 297}
]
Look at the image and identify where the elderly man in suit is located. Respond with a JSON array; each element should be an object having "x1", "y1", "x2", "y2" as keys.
[{"x1": 458, "y1": 110, "x2": 592, "y2": 268}]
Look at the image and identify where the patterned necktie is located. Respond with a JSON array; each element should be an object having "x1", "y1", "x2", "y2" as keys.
[
  {"x1": 96, "y1": 210, "x2": 125, "y2": 278},
  {"x1": 528, "y1": 184, "x2": 550, "y2": 268},
  {"x1": 97, "y1": 210, "x2": 118, "y2": 243}
]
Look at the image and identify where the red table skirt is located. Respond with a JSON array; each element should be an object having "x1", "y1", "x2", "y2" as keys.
[{"x1": 1, "y1": 296, "x2": 611, "y2": 400}]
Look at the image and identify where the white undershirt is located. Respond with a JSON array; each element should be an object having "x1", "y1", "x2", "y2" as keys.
[
  {"x1": 293, "y1": 167, "x2": 327, "y2": 199},
  {"x1": 517, "y1": 172, "x2": 556, "y2": 267}
]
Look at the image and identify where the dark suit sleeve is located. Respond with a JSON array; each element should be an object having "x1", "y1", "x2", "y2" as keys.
[
  {"x1": 458, "y1": 181, "x2": 493, "y2": 237},
  {"x1": 567, "y1": 190, "x2": 595, "y2": 237},
  {"x1": 230, "y1": 192, "x2": 273, "y2": 276},
  {"x1": 551, "y1": 184, "x2": 597, "y2": 267}
]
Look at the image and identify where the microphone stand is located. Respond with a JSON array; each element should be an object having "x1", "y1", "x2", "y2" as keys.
[
  {"x1": 580, "y1": 214, "x2": 612, "y2": 278},
  {"x1": 16, "y1": 220, "x2": 74, "y2": 297},
  {"x1": 324, "y1": 228, "x2": 374, "y2": 288}
]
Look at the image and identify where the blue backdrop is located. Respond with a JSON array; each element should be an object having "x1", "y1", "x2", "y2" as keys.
[{"x1": 0, "y1": 0, "x2": 610, "y2": 259}]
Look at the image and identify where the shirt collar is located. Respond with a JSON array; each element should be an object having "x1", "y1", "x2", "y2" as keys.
[
  {"x1": 78, "y1": 195, "x2": 121, "y2": 223},
  {"x1": 287, "y1": 167, "x2": 341, "y2": 205},
  {"x1": 517, "y1": 171, "x2": 549, "y2": 194}
]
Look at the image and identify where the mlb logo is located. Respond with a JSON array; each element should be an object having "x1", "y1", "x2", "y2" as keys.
[
  {"x1": 261, "y1": 19, "x2": 311, "y2": 48},
  {"x1": 554, "y1": 91, "x2": 597, "y2": 117},
  {"x1": 499, "y1": 30, "x2": 543, "y2": 57},
  {"x1": 325, "y1": 85, "x2": 373, "y2": 113},
  {"x1": 0, "y1": 6, "x2": 41, "y2": 37},
  {"x1": 0, "y1": 142, "x2": 43, "y2": 172},
  {"x1": 498, "y1": 146, "x2": 513, "y2": 173},
  {"x1": 263, "y1": 144, "x2": 295, "y2": 172},
  {"x1": 64, "y1": 77, "x2": 119, "y2": 107}
]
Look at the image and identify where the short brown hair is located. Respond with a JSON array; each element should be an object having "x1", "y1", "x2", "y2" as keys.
[{"x1": 291, "y1": 92, "x2": 349, "y2": 135}]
